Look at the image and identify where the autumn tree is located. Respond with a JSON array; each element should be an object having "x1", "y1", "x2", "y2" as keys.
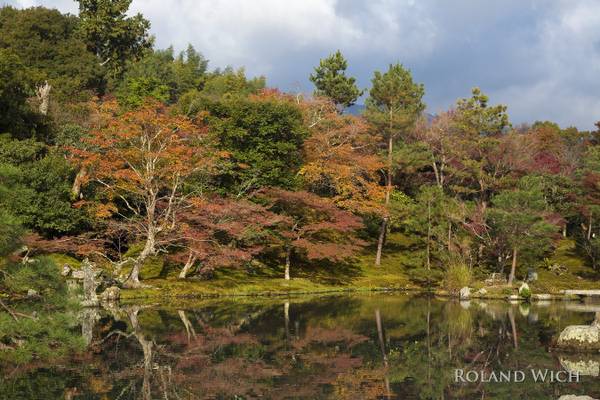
[
  {"x1": 72, "y1": 100, "x2": 215, "y2": 287},
  {"x1": 258, "y1": 188, "x2": 364, "y2": 280},
  {"x1": 172, "y1": 196, "x2": 284, "y2": 279},
  {"x1": 365, "y1": 63, "x2": 425, "y2": 265},
  {"x1": 299, "y1": 98, "x2": 384, "y2": 214},
  {"x1": 309, "y1": 50, "x2": 363, "y2": 111}
]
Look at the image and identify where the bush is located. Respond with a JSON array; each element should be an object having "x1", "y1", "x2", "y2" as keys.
[{"x1": 444, "y1": 263, "x2": 472, "y2": 294}]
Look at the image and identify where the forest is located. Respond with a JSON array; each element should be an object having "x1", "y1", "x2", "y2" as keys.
[{"x1": 1, "y1": 0, "x2": 600, "y2": 304}]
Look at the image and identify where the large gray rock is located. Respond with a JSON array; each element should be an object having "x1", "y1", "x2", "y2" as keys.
[
  {"x1": 557, "y1": 325, "x2": 600, "y2": 351},
  {"x1": 459, "y1": 287, "x2": 470, "y2": 299},
  {"x1": 560, "y1": 357, "x2": 600, "y2": 377},
  {"x1": 100, "y1": 286, "x2": 120, "y2": 302},
  {"x1": 558, "y1": 396, "x2": 598, "y2": 400}
]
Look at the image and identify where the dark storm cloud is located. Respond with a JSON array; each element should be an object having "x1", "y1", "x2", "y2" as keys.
[{"x1": 7, "y1": 0, "x2": 600, "y2": 129}]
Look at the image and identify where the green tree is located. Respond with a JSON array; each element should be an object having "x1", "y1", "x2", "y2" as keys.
[
  {"x1": 488, "y1": 180, "x2": 557, "y2": 285},
  {"x1": 0, "y1": 6, "x2": 101, "y2": 100},
  {"x1": 309, "y1": 50, "x2": 362, "y2": 110},
  {"x1": 198, "y1": 93, "x2": 307, "y2": 193},
  {"x1": 116, "y1": 45, "x2": 208, "y2": 107},
  {"x1": 365, "y1": 63, "x2": 425, "y2": 265},
  {"x1": 77, "y1": 0, "x2": 152, "y2": 75}
]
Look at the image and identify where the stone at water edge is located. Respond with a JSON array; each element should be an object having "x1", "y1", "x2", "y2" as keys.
[
  {"x1": 476, "y1": 288, "x2": 487, "y2": 296},
  {"x1": 557, "y1": 325, "x2": 600, "y2": 351},
  {"x1": 61, "y1": 264, "x2": 72, "y2": 277},
  {"x1": 558, "y1": 396, "x2": 599, "y2": 400},
  {"x1": 518, "y1": 282, "x2": 530, "y2": 297},
  {"x1": 100, "y1": 286, "x2": 120, "y2": 302},
  {"x1": 459, "y1": 287, "x2": 470, "y2": 299}
]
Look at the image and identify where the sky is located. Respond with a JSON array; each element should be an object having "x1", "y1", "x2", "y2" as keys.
[{"x1": 4, "y1": 0, "x2": 600, "y2": 130}]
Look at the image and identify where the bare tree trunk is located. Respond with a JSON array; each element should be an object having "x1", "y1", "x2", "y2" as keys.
[
  {"x1": 71, "y1": 167, "x2": 87, "y2": 200},
  {"x1": 508, "y1": 247, "x2": 518, "y2": 286},
  {"x1": 284, "y1": 246, "x2": 291, "y2": 280},
  {"x1": 375, "y1": 135, "x2": 394, "y2": 266},
  {"x1": 36, "y1": 81, "x2": 51, "y2": 115},
  {"x1": 178, "y1": 252, "x2": 196, "y2": 279},
  {"x1": 375, "y1": 217, "x2": 388, "y2": 266},
  {"x1": 426, "y1": 199, "x2": 431, "y2": 278},
  {"x1": 375, "y1": 309, "x2": 388, "y2": 366},
  {"x1": 563, "y1": 224, "x2": 567, "y2": 238},
  {"x1": 588, "y1": 213, "x2": 593, "y2": 241},
  {"x1": 124, "y1": 231, "x2": 155, "y2": 288}
]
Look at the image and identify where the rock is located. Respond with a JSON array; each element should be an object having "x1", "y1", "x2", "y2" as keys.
[
  {"x1": 519, "y1": 282, "x2": 530, "y2": 296},
  {"x1": 558, "y1": 396, "x2": 599, "y2": 400},
  {"x1": 533, "y1": 293, "x2": 553, "y2": 300},
  {"x1": 527, "y1": 268, "x2": 538, "y2": 282},
  {"x1": 61, "y1": 264, "x2": 72, "y2": 277},
  {"x1": 26, "y1": 289, "x2": 38, "y2": 297},
  {"x1": 508, "y1": 295, "x2": 521, "y2": 301},
  {"x1": 100, "y1": 286, "x2": 120, "y2": 302},
  {"x1": 476, "y1": 288, "x2": 487, "y2": 296},
  {"x1": 560, "y1": 357, "x2": 600, "y2": 377},
  {"x1": 557, "y1": 325, "x2": 600, "y2": 351},
  {"x1": 71, "y1": 269, "x2": 85, "y2": 280},
  {"x1": 459, "y1": 287, "x2": 470, "y2": 299}
]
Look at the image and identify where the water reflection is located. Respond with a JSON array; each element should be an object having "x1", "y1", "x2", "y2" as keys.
[{"x1": 2, "y1": 294, "x2": 600, "y2": 399}]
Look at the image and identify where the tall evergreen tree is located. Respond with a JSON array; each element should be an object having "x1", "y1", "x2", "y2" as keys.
[
  {"x1": 365, "y1": 63, "x2": 425, "y2": 265},
  {"x1": 310, "y1": 50, "x2": 362, "y2": 111}
]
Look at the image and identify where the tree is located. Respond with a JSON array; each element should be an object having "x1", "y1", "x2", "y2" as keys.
[
  {"x1": 365, "y1": 63, "x2": 425, "y2": 265},
  {"x1": 309, "y1": 50, "x2": 362, "y2": 111},
  {"x1": 196, "y1": 91, "x2": 307, "y2": 193},
  {"x1": 0, "y1": 6, "x2": 101, "y2": 100},
  {"x1": 258, "y1": 188, "x2": 364, "y2": 280},
  {"x1": 488, "y1": 180, "x2": 557, "y2": 285},
  {"x1": 0, "y1": 49, "x2": 45, "y2": 140},
  {"x1": 172, "y1": 196, "x2": 284, "y2": 278},
  {"x1": 71, "y1": 100, "x2": 215, "y2": 287},
  {"x1": 299, "y1": 98, "x2": 384, "y2": 214},
  {"x1": 117, "y1": 45, "x2": 208, "y2": 107},
  {"x1": 77, "y1": 0, "x2": 152, "y2": 75}
]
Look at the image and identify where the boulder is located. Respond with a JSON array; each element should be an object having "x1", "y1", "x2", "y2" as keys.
[
  {"x1": 557, "y1": 325, "x2": 600, "y2": 351},
  {"x1": 558, "y1": 396, "x2": 598, "y2": 400},
  {"x1": 100, "y1": 286, "x2": 121, "y2": 302},
  {"x1": 459, "y1": 287, "x2": 470, "y2": 299},
  {"x1": 71, "y1": 269, "x2": 85, "y2": 280},
  {"x1": 560, "y1": 357, "x2": 600, "y2": 377},
  {"x1": 519, "y1": 282, "x2": 531, "y2": 297},
  {"x1": 61, "y1": 264, "x2": 72, "y2": 277}
]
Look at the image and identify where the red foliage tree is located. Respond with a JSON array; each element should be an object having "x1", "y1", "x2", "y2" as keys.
[
  {"x1": 257, "y1": 188, "x2": 364, "y2": 280},
  {"x1": 170, "y1": 196, "x2": 286, "y2": 278}
]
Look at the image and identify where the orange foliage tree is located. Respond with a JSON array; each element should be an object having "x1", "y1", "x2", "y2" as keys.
[
  {"x1": 71, "y1": 100, "x2": 215, "y2": 287},
  {"x1": 299, "y1": 98, "x2": 384, "y2": 215}
]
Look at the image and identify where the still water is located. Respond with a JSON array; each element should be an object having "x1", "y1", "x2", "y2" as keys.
[{"x1": 3, "y1": 294, "x2": 600, "y2": 399}]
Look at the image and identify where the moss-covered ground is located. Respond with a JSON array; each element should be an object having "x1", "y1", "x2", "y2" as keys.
[{"x1": 22, "y1": 234, "x2": 597, "y2": 302}]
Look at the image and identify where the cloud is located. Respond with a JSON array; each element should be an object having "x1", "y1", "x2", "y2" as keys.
[{"x1": 4, "y1": 0, "x2": 600, "y2": 129}]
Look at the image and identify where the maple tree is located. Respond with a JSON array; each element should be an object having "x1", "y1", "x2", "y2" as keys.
[
  {"x1": 70, "y1": 100, "x2": 215, "y2": 287},
  {"x1": 300, "y1": 97, "x2": 384, "y2": 215},
  {"x1": 257, "y1": 188, "x2": 364, "y2": 280},
  {"x1": 169, "y1": 196, "x2": 284, "y2": 278}
]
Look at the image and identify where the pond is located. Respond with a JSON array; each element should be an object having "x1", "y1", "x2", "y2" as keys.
[{"x1": 3, "y1": 294, "x2": 600, "y2": 399}]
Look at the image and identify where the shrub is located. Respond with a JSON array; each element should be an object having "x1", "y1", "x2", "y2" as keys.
[{"x1": 444, "y1": 263, "x2": 472, "y2": 294}]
